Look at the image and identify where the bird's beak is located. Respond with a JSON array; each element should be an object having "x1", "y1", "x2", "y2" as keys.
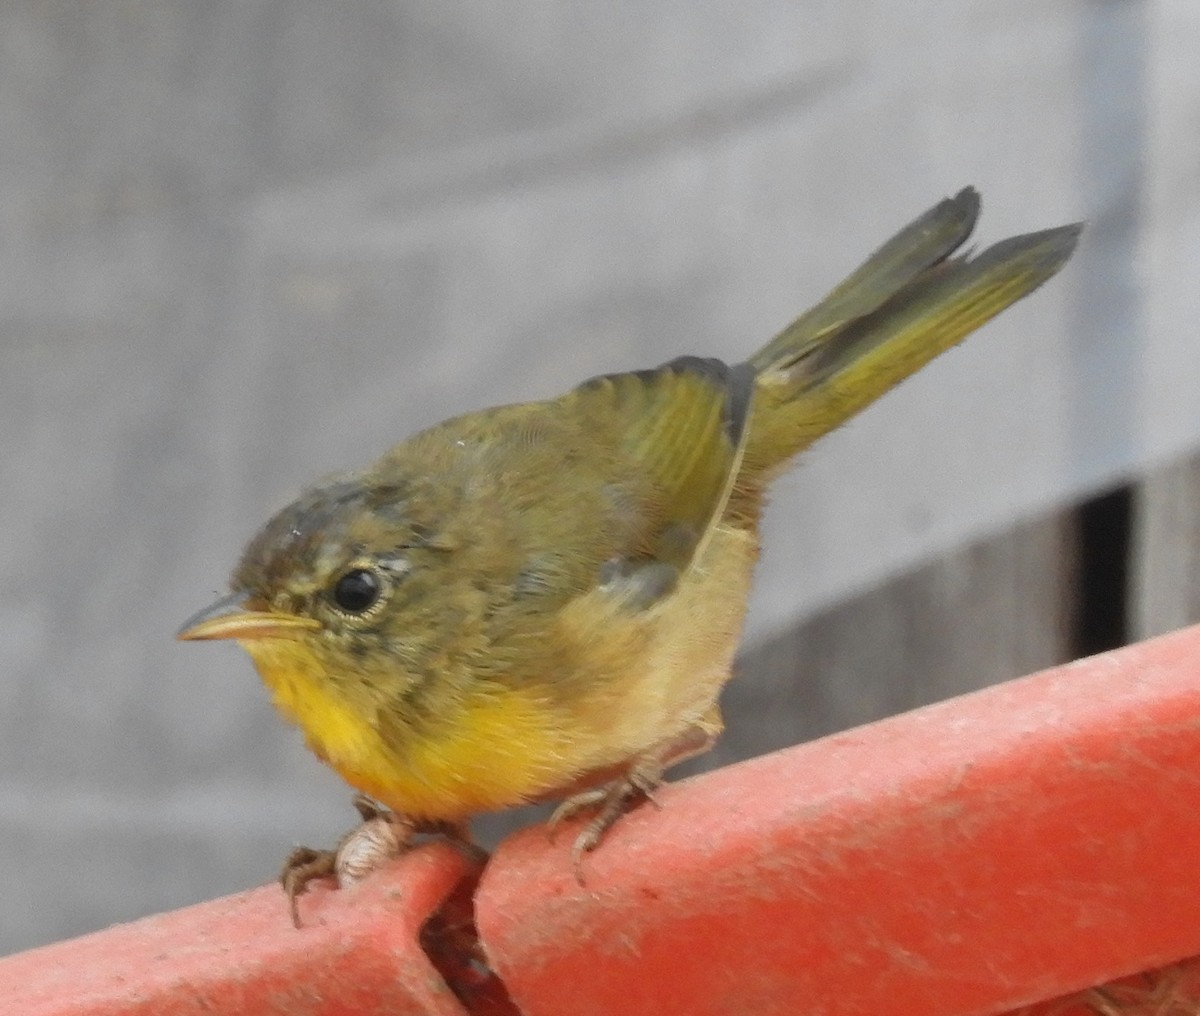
[{"x1": 176, "y1": 592, "x2": 320, "y2": 642}]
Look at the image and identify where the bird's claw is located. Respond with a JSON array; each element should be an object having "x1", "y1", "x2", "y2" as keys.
[
  {"x1": 281, "y1": 794, "x2": 482, "y2": 926},
  {"x1": 280, "y1": 846, "x2": 338, "y2": 929},
  {"x1": 548, "y1": 768, "x2": 664, "y2": 884},
  {"x1": 280, "y1": 794, "x2": 414, "y2": 927}
]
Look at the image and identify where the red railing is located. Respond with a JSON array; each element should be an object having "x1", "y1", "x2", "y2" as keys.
[{"x1": 7, "y1": 625, "x2": 1200, "y2": 1015}]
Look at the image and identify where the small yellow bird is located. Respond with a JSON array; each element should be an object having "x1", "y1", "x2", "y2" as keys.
[{"x1": 180, "y1": 188, "x2": 1079, "y2": 918}]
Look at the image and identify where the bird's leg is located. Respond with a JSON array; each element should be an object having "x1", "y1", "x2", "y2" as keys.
[
  {"x1": 332, "y1": 794, "x2": 419, "y2": 886},
  {"x1": 281, "y1": 793, "x2": 476, "y2": 927},
  {"x1": 548, "y1": 709, "x2": 723, "y2": 882},
  {"x1": 338, "y1": 799, "x2": 483, "y2": 879}
]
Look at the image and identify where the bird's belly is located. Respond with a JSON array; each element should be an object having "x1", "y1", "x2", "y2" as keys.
[
  {"x1": 545, "y1": 519, "x2": 759, "y2": 779},
  {"x1": 331, "y1": 686, "x2": 581, "y2": 819}
]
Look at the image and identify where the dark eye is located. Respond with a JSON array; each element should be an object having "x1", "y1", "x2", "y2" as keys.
[{"x1": 332, "y1": 568, "x2": 381, "y2": 613}]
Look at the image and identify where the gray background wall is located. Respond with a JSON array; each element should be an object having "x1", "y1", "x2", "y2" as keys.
[{"x1": 2, "y1": 1, "x2": 1189, "y2": 955}]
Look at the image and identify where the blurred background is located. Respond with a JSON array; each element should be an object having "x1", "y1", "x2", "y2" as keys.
[{"x1": 2, "y1": 1, "x2": 1197, "y2": 955}]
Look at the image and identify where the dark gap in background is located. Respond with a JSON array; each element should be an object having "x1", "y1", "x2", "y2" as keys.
[{"x1": 1072, "y1": 485, "x2": 1133, "y2": 658}]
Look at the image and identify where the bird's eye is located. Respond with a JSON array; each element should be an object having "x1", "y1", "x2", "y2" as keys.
[{"x1": 331, "y1": 568, "x2": 382, "y2": 613}]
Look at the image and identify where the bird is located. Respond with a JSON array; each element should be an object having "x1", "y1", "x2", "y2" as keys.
[{"x1": 179, "y1": 187, "x2": 1080, "y2": 922}]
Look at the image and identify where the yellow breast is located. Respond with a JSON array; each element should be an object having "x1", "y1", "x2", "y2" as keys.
[{"x1": 239, "y1": 636, "x2": 576, "y2": 819}]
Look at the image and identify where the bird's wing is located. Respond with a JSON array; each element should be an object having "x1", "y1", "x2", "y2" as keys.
[{"x1": 559, "y1": 355, "x2": 755, "y2": 608}]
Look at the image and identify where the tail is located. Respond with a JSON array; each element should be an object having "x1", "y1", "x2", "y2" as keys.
[{"x1": 743, "y1": 188, "x2": 1082, "y2": 477}]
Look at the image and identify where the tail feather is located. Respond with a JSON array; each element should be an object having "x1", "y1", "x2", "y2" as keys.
[
  {"x1": 744, "y1": 193, "x2": 1081, "y2": 477},
  {"x1": 749, "y1": 187, "x2": 981, "y2": 375}
]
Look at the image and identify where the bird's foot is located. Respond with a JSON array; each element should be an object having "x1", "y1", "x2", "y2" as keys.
[
  {"x1": 280, "y1": 845, "x2": 339, "y2": 928},
  {"x1": 548, "y1": 762, "x2": 664, "y2": 884},
  {"x1": 282, "y1": 794, "x2": 477, "y2": 927},
  {"x1": 544, "y1": 713, "x2": 725, "y2": 883}
]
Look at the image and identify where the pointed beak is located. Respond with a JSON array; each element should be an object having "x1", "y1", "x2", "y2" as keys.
[{"x1": 176, "y1": 592, "x2": 321, "y2": 642}]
